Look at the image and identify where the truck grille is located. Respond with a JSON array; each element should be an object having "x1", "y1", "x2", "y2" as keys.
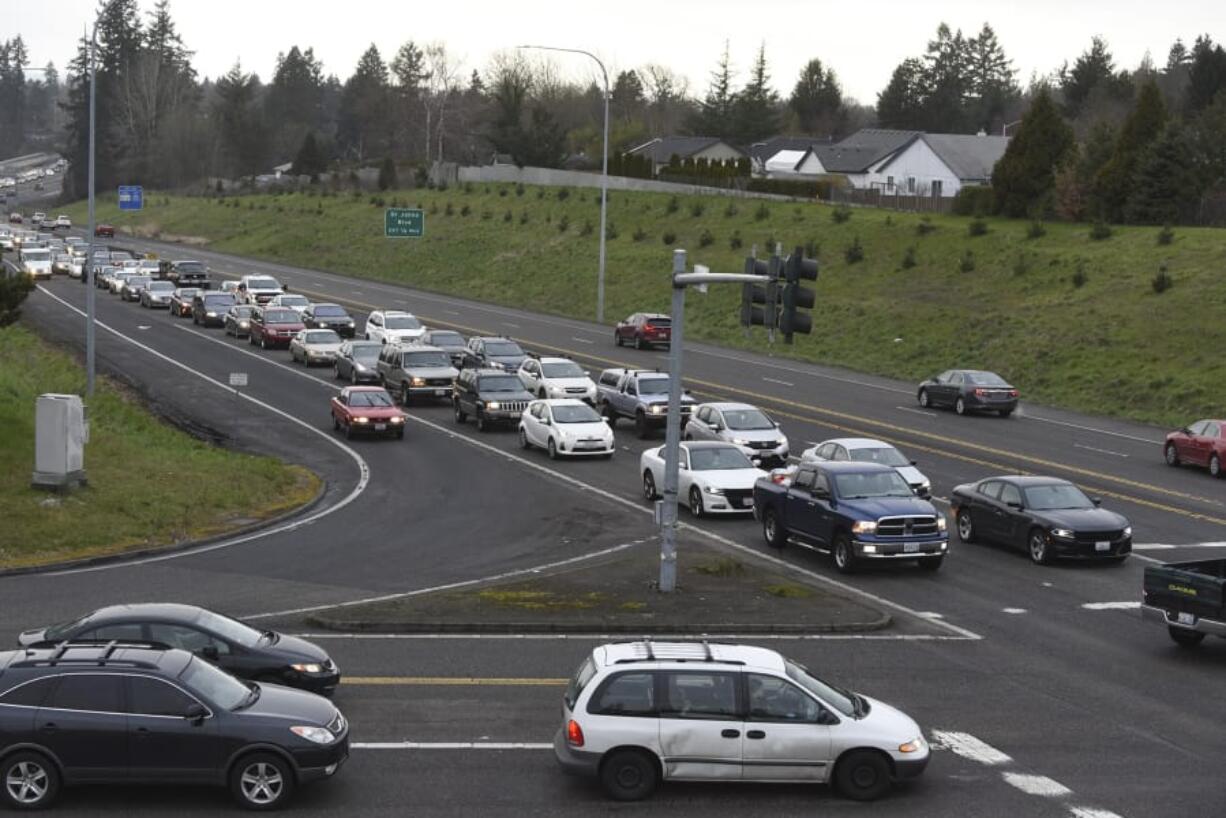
[
  {"x1": 876, "y1": 516, "x2": 939, "y2": 536},
  {"x1": 723, "y1": 489, "x2": 754, "y2": 508},
  {"x1": 426, "y1": 378, "x2": 452, "y2": 387},
  {"x1": 565, "y1": 387, "x2": 589, "y2": 394},
  {"x1": 746, "y1": 440, "x2": 776, "y2": 450},
  {"x1": 493, "y1": 400, "x2": 528, "y2": 413}
]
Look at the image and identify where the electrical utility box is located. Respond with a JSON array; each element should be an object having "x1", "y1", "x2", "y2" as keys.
[{"x1": 31, "y1": 393, "x2": 88, "y2": 490}]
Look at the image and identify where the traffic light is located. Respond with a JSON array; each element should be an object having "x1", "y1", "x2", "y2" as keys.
[
  {"x1": 780, "y1": 245, "x2": 818, "y2": 343},
  {"x1": 739, "y1": 255, "x2": 776, "y2": 328}
]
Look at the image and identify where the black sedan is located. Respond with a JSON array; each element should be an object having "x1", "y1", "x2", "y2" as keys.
[
  {"x1": 17, "y1": 603, "x2": 340, "y2": 695},
  {"x1": 334, "y1": 340, "x2": 383, "y2": 383},
  {"x1": 917, "y1": 369, "x2": 1018, "y2": 417},
  {"x1": 951, "y1": 476, "x2": 1132, "y2": 564},
  {"x1": 304, "y1": 302, "x2": 357, "y2": 337}
]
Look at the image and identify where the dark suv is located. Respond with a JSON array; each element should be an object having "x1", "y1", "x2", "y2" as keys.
[
  {"x1": 452, "y1": 368, "x2": 533, "y2": 431},
  {"x1": 0, "y1": 642, "x2": 348, "y2": 810},
  {"x1": 168, "y1": 259, "x2": 211, "y2": 289},
  {"x1": 461, "y1": 336, "x2": 528, "y2": 372}
]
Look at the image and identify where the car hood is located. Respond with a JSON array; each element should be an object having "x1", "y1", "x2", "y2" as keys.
[
  {"x1": 488, "y1": 354, "x2": 527, "y2": 368},
  {"x1": 552, "y1": 421, "x2": 612, "y2": 438},
  {"x1": 857, "y1": 695, "x2": 923, "y2": 741},
  {"x1": 244, "y1": 681, "x2": 337, "y2": 726},
  {"x1": 480, "y1": 391, "x2": 534, "y2": 402},
  {"x1": 1032, "y1": 507, "x2": 1129, "y2": 531},
  {"x1": 266, "y1": 322, "x2": 305, "y2": 330},
  {"x1": 694, "y1": 467, "x2": 765, "y2": 490},
  {"x1": 305, "y1": 342, "x2": 344, "y2": 353},
  {"x1": 387, "y1": 329, "x2": 426, "y2": 341},
  {"x1": 406, "y1": 366, "x2": 459, "y2": 378},
  {"x1": 642, "y1": 394, "x2": 696, "y2": 405},
  {"x1": 838, "y1": 495, "x2": 938, "y2": 519},
  {"x1": 546, "y1": 377, "x2": 595, "y2": 390},
  {"x1": 263, "y1": 633, "x2": 331, "y2": 663},
  {"x1": 724, "y1": 428, "x2": 785, "y2": 445}
]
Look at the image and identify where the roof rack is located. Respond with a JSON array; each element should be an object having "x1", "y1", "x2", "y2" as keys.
[
  {"x1": 609, "y1": 638, "x2": 745, "y2": 666},
  {"x1": 14, "y1": 640, "x2": 171, "y2": 670}
]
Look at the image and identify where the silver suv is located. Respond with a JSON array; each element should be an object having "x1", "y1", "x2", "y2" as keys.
[
  {"x1": 375, "y1": 343, "x2": 458, "y2": 404},
  {"x1": 555, "y1": 640, "x2": 929, "y2": 802}
]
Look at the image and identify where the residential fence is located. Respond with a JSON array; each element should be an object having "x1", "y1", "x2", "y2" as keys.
[
  {"x1": 447, "y1": 163, "x2": 801, "y2": 202},
  {"x1": 828, "y1": 186, "x2": 956, "y2": 214}
]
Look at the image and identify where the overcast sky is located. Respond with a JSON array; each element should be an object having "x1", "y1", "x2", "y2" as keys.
[{"x1": 10, "y1": 0, "x2": 1225, "y2": 104}]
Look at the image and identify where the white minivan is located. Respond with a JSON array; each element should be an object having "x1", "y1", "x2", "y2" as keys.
[{"x1": 555, "y1": 641, "x2": 929, "y2": 802}]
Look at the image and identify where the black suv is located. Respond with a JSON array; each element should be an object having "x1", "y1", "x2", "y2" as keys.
[
  {"x1": 19, "y1": 603, "x2": 340, "y2": 695},
  {"x1": 302, "y1": 303, "x2": 356, "y2": 338},
  {"x1": 452, "y1": 368, "x2": 533, "y2": 431},
  {"x1": 0, "y1": 642, "x2": 348, "y2": 810},
  {"x1": 168, "y1": 259, "x2": 211, "y2": 289},
  {"x1": 461, "y1": 336, "x2": 528, "y2": 372},
  {"x1": 192, "y1": 291, "x2": 236, "y2": 327}
]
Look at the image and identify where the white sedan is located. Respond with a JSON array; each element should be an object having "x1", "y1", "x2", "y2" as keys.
[
  {"x1": 289, "y1": 329, "x2": 344, "y2": 366},
  {"x1": 801, "y1": 437, "x2": 931, "y2": 497},
  {"x1": 640, "y1": 441, "x2": 765, "y2": 517},
  {"x1": 519, "y1": 399, "x2": 614, "y2": 459}
]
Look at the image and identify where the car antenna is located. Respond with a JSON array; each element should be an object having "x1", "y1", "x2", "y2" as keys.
[
  {"x1": 642, "y1": 636, "x2": 654, "y2": 661},
  {"x1": 701, "y1": 638, "x2": 714, "y2": 662}
]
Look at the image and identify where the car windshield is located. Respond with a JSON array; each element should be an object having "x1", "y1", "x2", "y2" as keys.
[
  {"x1": 44, "y1": 614, "x2": 91, "y2": 641},
  {"x1": 966, "y1": 371, "x2": 1008, "y2": 386},
  {"x1": 180, "y1": 657, "x2": 252, "y2": 711},
  {"x1": 485, "y1": 341, "x2": 523, "y2": 356},
  {"x1": 278, "y1": 295, "x2": 309, "y2": 306},
  {"x1": 196, "y1": 609, "x2": 264, "y2": 647},
  {"x1": 722, "y1": 409, "x2": 774, "y2": 430},
  {"x1": 304, "y1": 330, "x2": 341, "y2": 344},
  {"x1": 1023, "y1": 483, "x2": 1094, "y2": 510},
  {"x1": 147, "y1": 282, "x2": 174, "y2": 292},
  {"x1": 646, "y1": 318, "x2": 671, "y2": 327},
  {"x1": 54, "y1": 253, "x2": 70, "y2": 262},
  {"x1": 404, "y1": 351, "x2": 451, "y2": 367},
  {"x1": 785, "y1": 660, "x2": 858, "y2": 718},
  {"x1": 833, "y1": 470, "x2": 915, "y2": 499},
  {"x1": 23, "y1": 249, "x2": 50, "y2": 261},
  {"x1": 314, "y1": 305, "x2": 347, "y2": 317},
  {"x1": 127, "y1": 276, "x2": 151, "y2": 287},
  {"x1": 385, "y1": 315, "x2": 422, "y2": 330},
  {"x1": 553, "y1": 404, "x2": 602, "y2": 423},
  {"x1": 175, "y1": 289, "x2": 199, "y2": 298},
  {"x1": 350, "y1": 344, "x2": 381, "y2": 361},
  {"x1": 479, "y1": 376, "x2": 524, "y2": 392},
  {"x1": 264, "y1": 309, "x2": 299, "y2": 323},
  {"x1": 175, "y1": 262, "x2": 205, "y2": 273},
  {"x1": 849, "y1": 446, "x2": 910, "y2": 467},
  {"x1": 246, "y1": 278, "x2": 279, "y2": 289},
  {"x1": 231, "y1": 306, "x2": 255, "y2": 317},
  {"x1": 688, "y1": 446, "x2": 755, "y2": 470},
  {"x1": 203, "y1": 295, "x2": 234, "y2": 307},
  {"x1": 428, "y1": 331, "x2": 465, "y2": 346},
  {"x1": 349, "y1": 390, "x2": 395, "y2": 407},
  {"x1": 542, "y1": 361, "x2": 586, "y2": 378},
  {"x1": 638, "y1": 377, "x2": 670, "y2": 394}
]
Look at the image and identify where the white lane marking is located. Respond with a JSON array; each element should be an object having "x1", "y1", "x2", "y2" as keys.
[
  {"x1": 762, "y1": 377, "x2": 794, "y2": 387},
  {"x1": 1134, "y1": 541, "x2": 1226, "y2": 550},
  {"x1": 351, "y1": 290, "x2": 363, "y2": 295},
  {"x1": 169, "y1": 309, "x2": 976, "y2": 640},
  {"x1": 1001, "y1": 608, "x2": 1027, "y2": 615},
  {"x1": 1081, "y1": 601, "x2": 1141, "y2": 610},
  {"x1": 292, "y1": 632, "x2": 974, "y2": 641},
  {"x1": 571, "y1": 336, "x2": 593, "y2": 345},
  {"x1": 444, "y1": 310, "x2": 460, "y2": 316},
  {"x1": 1069, "y1": 807, "x2": 1126, "y2": 818},
  {"x1": 929, "y1": 731, "x2": 1012, "y2": 765},
  {"x1": 353, "y1": 742, "x2": 551, "y2": 750},
  {"x1": 503, "y1": 322, "x2": 520, "y2": 329},
  {"x1": 916, "y1": 611, "x2": 945, "y2": 619},
  {"x1": 33, "y1": 286, "x2": 371, "y2": 574},
  {"x1": 1022, "y1": 413, "x2": 1161, "y2": 445},
  {"x1": 1074, "y1": 443, "x2": 1129, "y2": 458},
  {"x1": 1002, "y1": 772, "x2": 1072, "y2": 797},
  {"x1": 929, "y1": 496, "x2": 950, "y2": 506},
  {"x1": 896, "y1": 405, "x2": 937, "y2": 417},
  {"x1": 137, "y1": 324, "x2": 150, "y2": 330}
]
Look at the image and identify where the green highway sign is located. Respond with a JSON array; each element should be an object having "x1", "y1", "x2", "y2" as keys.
[{"x1": 385, "y1": 208, "x2": 424, "y2": 238}]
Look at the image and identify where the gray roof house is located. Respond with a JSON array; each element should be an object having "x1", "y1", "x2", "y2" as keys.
[{"x1": 627, "y1": 136, "x2": 745, "y2": 174}]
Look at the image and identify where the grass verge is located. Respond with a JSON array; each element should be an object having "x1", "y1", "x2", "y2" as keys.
[
  {"x1": 60, "y1": 187, "x2": 1226, "y2": 427},
  {"x1": 0, "y1": 324, "x2": 319, "y2": 569}
]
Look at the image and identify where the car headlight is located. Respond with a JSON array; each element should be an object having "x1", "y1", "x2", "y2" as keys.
[
  {"x1": 348, "y1": 320, "x2": 355, "y2": 327},
  {"x1": 1050, "y1": 528, "x2": 1073, "y2": 539},
  {"x1": 1123, "y1": 526, "x2": 1132, "y2": 538},
  {"x1": 851, "y1": 521, "x2": 877, "y2": 534},
  {"x1": 649, "y1": 404, "x2": 665, "y2": 414},
  {"x1": 411, "y1": 377, "x2": 426, "y2": 386},
  {"x1": 486, "y1": 401, "x2": 500, "y2": 410},
  {"x1": 291, "y1": 663, "x2": 322, "y2": 674},
  {"x1": 703, "y1": 485, "x2": 724, "y2": 495},
  {"x1": 290, "y1": 726, "x2": 336, "y2": 744},
  {"x1": 899, "y1": 736, "x2": 926, "y2": 754},
  {"x1": 731, "y1": 438, "x2": 750, "y2": 446},
  {"x1": 390, "y1": 416, "x2": 405, "y2": 424},
  {"x1": 205, "y1": 311, "x2": 216, "y2": 317},
  {"x1": 354, "y1": 417, "x2": 370, "y2": 424},
  {"x1": 239, "y1": 321, "x2": 249, "y2": 328},
  {"x1": 354, "y1": 363, "x2": 366, "y2": 372},
  {"x1": 937, "y1": 515, "x2": 947, "y2": 531}
]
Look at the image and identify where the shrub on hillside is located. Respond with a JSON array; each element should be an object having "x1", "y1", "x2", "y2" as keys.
[
  {"x1": 1012, "y1": 252, "x2": 1031, "y2": 275},
  {"x1": 901, "y1": 245, "x2": 917, "y2": 269},
  {"x1": 632, "y1": 227, "x2": 649, "y2": 242},
  {"x1": 1152, "y1": 264, "x2": 1173, "y2": 293},
  {"x1": 444, "y1": 202, "x2": 454, "y2": 216},
  {"x1": 606, "y1": 222, "x2": 619, "y2": 240},
  {"x1": 558, "y1": 215, "x2": 570, "y2": 233},
  {"x1": 967, "y1": 218, "x2": 989, "y2": 236},
  {"x1": 580, "y1": 220, "x2": 593, "y2": 236},
  {"x1": 1157, "y1": 224, "x2": 1174, "y2": 245},
  {"x1": 519, "y1": 211, "x2": 529, "y2": 224},
  {"x1": 1072, "y1": 260, "x2": 1089, "y2": 287},
  {"x1": 831, "y1": 205, "x2": 852, "y2": 224},
  {"x1": 916, "y1": 217, "x2": 937, "y2": 236},
  {"x1": 1026, "y1": 220, "x2": 1046, "y2": 239},
  {"x1": 515, "y1": 183, "x2": 525, "y2": 197},
  {"x1": 1089, "y1": 220, "x2": 1113, "y2": 241},
  {"x1": 662, "y1": 231, "x2": 677, "y2": 245},
  {"x1": 481, "y1": 210, "x2": 492, "y2": 221},
  {"x1": 952, "y1": 185, "x2": 994, "y2": 216},
  {"x1": 844, "y1": 236, "x2": 864, "y2": 264},
  {"x1": 460, "y1": 204, "x2": 471, "y2": 217},
  {"x1": 959, "y1": 251, "x2": 975, "y2": 273},
  {"x1": 557, "y1": 188, "x2": 570, "y2": 201},
  {"x1": 503, "y1": 210, "x2": 512, "y2": 222},
  {"x1": 698, "y1": 228, "x2": 714, "y2": 247},
  {"x1": 498, "y1": 187, "x2": 508, "y2": 197},
  {"x1": 754, "y1": 203, "x2": 770, "y2": 221},
  {"x1": 665, "y1": 195, "x2": 680, "y2": 214},
  {"x1": 689, "y1": 201, "x2": 705, "y2": 217},
  {"x1": 724, "y1": 201, "x2": 739, "y2": 218},
  {"x1": 729, "y1": 230, "x2": 743, "y2": 249}
]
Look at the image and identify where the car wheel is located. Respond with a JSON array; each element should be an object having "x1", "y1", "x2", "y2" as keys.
[
  {"x1": 635, "y1": 334, "x2": 645, "y2": 350},
  {"x1": 475, "y1": 411, "x2": 488, "y2": 432},
  {"x1": 547, "y1": 438, "x2": 559, "y2": 460},
  {"x1": 230, "y1": 753, "x2": 294, "y2": 811},
  {"x1": 834, "y1": 750, "x2": 892, "y2": 802},
  {"x1": 1028, "y1": 528, "x2": 1052, "y2": 565},
  {"x1": 635, "y1": 411, "x2": 649, "y2": 439},
  {"x1": 261, "y1": 336, "x2": 269, "y2": 350},
  {"x1": 332, "y1": 414, "x2": 339, "y2": 431},
  {"x1": 538, "y1": 388, "x2": 547, "y2": 399},
  {"x1": 918, "y1": 555, "x2": 944, "y2": 571},
  {"x1": 642, "y1": 471, "x2": 658, "y2": 501},
  {"x1": 332, "y1": 364, "x2": 340, "y2": 380},
  {"x1": 453, "y1": 402, "x2": 467, "y2": 424},
  {"x1": 614, "y1": 331, "x2": 622, "y2": 347},
  {"x1": 763, "y1": 509, "x2": 786, "y2": 549},
  {"x1": 956, "y1": 509, "x2": 976, "y2": 543},
  {"x1": 400, "y1": 383, "x2": 412, "y2": 406},
  {"x1": 1, "y1": 751, "x2": 60, "y2": 810},
  {"x1": 1211, "y1": 453, "x2": 1223, "y2": 479},
  {"x1": 1164, "y1": 443, "x2": 1180, "y2": 467},
  {"x1": 955, "y1": 396, "x2": 967, "y2": 415},
  {"x1": 689, "y1": 486, "x2": 704, "y2": 517},
  {"x1": 599, "y1": 749, "x2": 658, "y2": 802},
  {"x1": 832, "y1": 531, "x2": 856, "y2": 574},
  {"x1": 519, "y1": 428, "x2": 531, "y2": 449},
  {"x1": 350, "y1": 369, "x2": 359, "y2": 385},
  {"x1": 603, "y1": 404, "x2": 618, "y2": 428},
  {"x1": 1168, "y1": 626, "x2": 1206, "y2": 648}
]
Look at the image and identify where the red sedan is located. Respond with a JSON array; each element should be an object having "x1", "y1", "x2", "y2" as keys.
[
  {"x1": 1165, "y1": 419, "x2": 1226, "y2": 477},
  {"x1": 614, "y1": 312, "x2": 671, "y2": 349},
  {"x1": 331, "y1": 387, "x2": 406, "y2": 439},
  {"x1": 248, "y1": 307, "x2": 304, "y2": 349},
  {"x1": 94, "y1": 223, "x2": 115, "y2": 237}
]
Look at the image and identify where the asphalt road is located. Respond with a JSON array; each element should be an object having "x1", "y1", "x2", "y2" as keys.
[{"x1": 4, "y1": 248, "x2": 1224, "y2": 817}]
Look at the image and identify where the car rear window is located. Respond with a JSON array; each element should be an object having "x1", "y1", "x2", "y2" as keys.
[
  {"x1": 646, "y1": 318, "x2": 671, "y2": 327},
  {"x1": 564, "y1": 656, "x2": 597, "y2": 710}
]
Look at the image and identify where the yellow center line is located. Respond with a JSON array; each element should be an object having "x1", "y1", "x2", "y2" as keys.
[{"x1": 343, "y1": 677, "x2": 567, "y2": 686}]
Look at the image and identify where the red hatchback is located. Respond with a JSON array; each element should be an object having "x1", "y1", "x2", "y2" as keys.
[
  {"x1": 94, "y1": 223, "x2": 115, "y2": 237},
  {"x1": 1165, "y1": 419, "x2": 1226, "y2": 477},
  {"x1": 614, "y1": 313, "x2": 671, "y2": 349},
  {"x1": 248, "y1": 307, "x2": 304, "y2": 349},
  {"x1": 331, "y1": 387, "x2": 406, "y2": 439}
]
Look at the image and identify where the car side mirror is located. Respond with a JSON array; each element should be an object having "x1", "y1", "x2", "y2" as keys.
[
  {"x1": 282, "y1": 284, "x2": 289, "y2": 292},
  {"x1": 199, "y1": 645, "x2": 219, "y2": 661},
  {"x1": 816, "y1": 707, "x2": 839, "y2": 726},
  {"x1": 910, "y1": 460, "x2": 918, "y2": 466},
  {"x1": 184, "y1": 702, "x2": 208, "y2": 722},
  {"x1": 1006, "y1": 501, "x2": 1023, "y2": 510},
  {"x1": 541, "y1": 418, "x2": 550, "y2": 426},
  {"x1": 1091, "y1": 497, "x2": 1102, "y2": 507},
  {"x1": 1180, "y1": 427, "x2": 1191, "y2": 435}
]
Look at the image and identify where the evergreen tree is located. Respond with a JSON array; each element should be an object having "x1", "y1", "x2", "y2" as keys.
[
  {"x1": 1060, "y1": 37, "x2": 1131, "y2": 118},
  {"x1": 611, "y1": 70, "x2": 645, "y2": 123},
  {"x1": 922, "y1": 23, "x2": 972, "y2": 132},
  {"x1": 686, "y1": 41, "x2": 736, "y2": 137},
  {"x1": 213, "y1": 61, "x2": 266, "y2": 176},
  {"x1": 265, "y1": 46, "x2": 325, "y2": 160},
  {"x1": 377, "y1": 156, "x2": 397, "y2": 190},
  {"x1": 1126, "y1": 123, "x2": 1200, "y2": 224},
  {"x1": 1094, "y1": 80, "x2": 1167, "y2": 220},
  {"x1": 1186, "y1": 35, "x2": 1226, "y2": 114},
  {"x1": 876, "y1": 58, "x2": 926, "y2": 129},
  {"x1": 732, "y1": 43, "x2": 780, "y2": 143},
  {"x1": 789, "y1": 57, "x2": 843, "y2": 135},
  {"x1": 1187, "y1": 90, "x2": 1226, "y2": 192},
  {"x1": 0, "y1": 37, "x2": 29, "y2": 157},
  {"x1": 390, "y1": 40, "x2": 428, "y2": 159},
  {"x1": 291, "y1": 131, "x2": 327, "y2": 179},
  {"x1": 1166, "y1": 39, "x2": 1190, "y2": 72},
  {"x1": 965, "y1": 23, "x2": 1019, "y2": 131},
  {"x1": 337, "y1": 44, "x2": 390, "y2": 161},
  {"x1": 992, "y1": 87, "x2": 1075, "y2": 217},
  {"x1": 468, "y1": 70, "x2": 485, "y2": 96}
]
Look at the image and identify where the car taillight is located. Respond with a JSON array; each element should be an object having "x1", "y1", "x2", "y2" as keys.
[
  {"x1": 1009, "y1": 389, "x2": 1019, "y2": 397},
  {"x1": 566, "y1": 719, "x2": 584, "y2": 747}
]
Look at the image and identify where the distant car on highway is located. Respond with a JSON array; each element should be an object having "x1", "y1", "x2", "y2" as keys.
[
  {"x1": 519, "y1": 398, "x2": 614, "y2": 459},
  {"x1": 249, "y1": 307, "x2": 304, "y2": 349},
  {"x1": 19, "y1": 246, "x2": 52, "y2": 279},
  {"x1": 614, "y1": 312, "x2": 671, "y2": 349},
  {"x1": 107, "y1": 270, "x2": 136, "y2": 294},
  {"x1": 290, "y1": 329, "x2": 344, "y2": 366},
  {"x1": 168, "y1": 286, "x2": 200, "y2": 317},
  {"x1": 376, "y1": 343, "x2": 458, "y2": 404},
  {"x1": 51, "y1": 252, "x2": 72, "y2": 275},
  {"x1": 950, "y1": 476, "x2": 1131, "y2": 564},
  {"x1": 461, "y1": 336, "x2": 527, "y2": 372},
  {"x1": 917, "y1": 369, "x2": 1018, "y2": 417},
  {"x1": 191, "y1": 290, "x2": 236, "y2": 327},
  {"x1": 333, "y1": 340, "x2": 383, "y2": 384},
  {"x1": 686, "y1": 402, "x2": 789, "y2": 468},
  {"x1": 139, "y1": 279, "x2": 175, "y2": 308},
  {"x1": 418, "y1": 329, "x2": 468, "y2": 365},
  {"x1": 51, "y1": 214, "x2": 71, "y2": 230},
  {"x1": 330, "y1": 386, "x2": 406, "y2": 439},
  {"x1": 642, "y1": 441, "x2": 764, "y2": 517},
  {"x1": 236, "y1": 274, "x2": 284, "y2": 306},
  {"x1": 223, "y1": 304, "x2": 256, "y2": 337},
  {"x1": 167, "y1": 259, "x2": 209, "y2": 289},
  {"x1": 302, "y1": 303, "x2": 356, "y2": 337},
  {"x1": 802, "y1": 438, "x2": 930, "y2": 498},
  {"x1": 93, "y1": 223, "x2": 114, "y2": 237},
  {"x1": 1164, "y1": 419, "x2": 1226, "y2": 477},
  {"x1": 452, "y1": 368, "x2": 533, "y2": 431},
  {"x1": 120, "y1": 275, "x2": 153, "y2": 302},
  {"x1": 267, "y1": 292, "x2": 312, "y2": 315},
  {"x1": 517, "y1": 356, "x2": 597, "y2": 403},
  {"x1": 31, "y1": 212, "x2": 45, "y2": 226},
  {"x1": 364, "y1": 309, "x2": 426, "y2": 345},
  {"x1": 6, "y1": 212, "x2": 19, "y2": 224},
  {"x1": 596, "y1": 368, "x2": 696, "y2": 438}
]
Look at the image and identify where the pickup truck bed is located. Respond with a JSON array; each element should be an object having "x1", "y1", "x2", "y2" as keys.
[{"x1": 1142, "y1": 558, "x2": 1226, "y2": 647}]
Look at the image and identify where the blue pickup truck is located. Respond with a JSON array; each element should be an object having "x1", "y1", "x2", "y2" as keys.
[{"x1": 753, "y1": 461, "x2": 949, "y2": 572}]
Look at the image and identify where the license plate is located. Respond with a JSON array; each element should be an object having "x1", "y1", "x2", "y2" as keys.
[
  {"x1": 904, "y1": 542, "x2": 920, "y2": 553},
  {"x1": 1095, "y1": 541, "x2": 1110, "y2": 552},
  {"x1": 374, "y1": 423, "x2": 387, "y2": 431},
  {"x1": 434, "y1": 389, "x2": 447, "y2": 397},
  {"x1": 1177, "y1": 612, "x2": 1197, "y2": 625}
]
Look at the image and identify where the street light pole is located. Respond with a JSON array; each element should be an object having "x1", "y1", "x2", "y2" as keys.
[
  {"x1": 86, "y1": 28, "x2": 97, "y2": 396},
  {"x1": 517, "y1": 45, "x2": 609, "y2": 323}
]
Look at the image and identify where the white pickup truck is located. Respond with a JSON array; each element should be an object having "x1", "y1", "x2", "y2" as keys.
[{"x1": 236, "y1": 274, "x2": 284, "y2": 306}]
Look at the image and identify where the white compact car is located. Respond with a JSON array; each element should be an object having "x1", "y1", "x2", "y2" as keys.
[
  {"x1": 555, "y1": 640, "x2": 930, "y2": 802},
  {"x1": 518, "y1": 357, "x2": 598, "y2": 403},
  {"x1": 640, "y1": 441, "x2": 764, "y2": 517},
  {"x1": 801, "y1": 438, "x2": 931, "y2": 498},
  {"x1": 365, "y1": 310, "x2": 426, "y2": 345},
  {"x1": 289, "y1": 329, "x2": 345, "y2": 366},
  {"x1": 519, "y1": 399, "x2": 614, "y2": 459},
  {"x1": 685, "y1": 402, "x2": 789, "y2": 467}
]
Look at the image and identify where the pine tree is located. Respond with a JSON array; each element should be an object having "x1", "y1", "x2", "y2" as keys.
[
  {"x1": 337, "y1": 44, "x2": 389, "y2": 161},
  {"x1": 965, "y1": 23, "x2": 1019, "y2": 132},
  {"x1": 686, "y1": 41, "x2": 736, "y2": 138},
  {"x1": 292, "y1": 131, "x2": 327, "y2": 179},
  {"x1": 1094, "y1": 80, "x2": 1167, "y2": 220},
  {"x1": 265, "y1": 46, "x2": 326, "y2": 160},
  {"x1": 1186, "y1": 35, "x2": 1226, "y2": 114},
  {"x1": 876, "y1": 58, "x2": 926, "y2": 129},
  {"x1": 1126, "y1": 124, "x2": 1200, "y2": 224},
  {"x1": 922, "y1": 23, "x2": 971, "y2": 132},
  {"x1": 789, "y1": 58, "x2": 843, "y2": 135},
  {"x1": 731, "y1": 43, "x2": 780, "y2": 143},
  {"x1": 610, "y1": 70, "x2": 645, "y2": 123},
  {"x1": 992, "y1": 87, "x2": 1075, "y2": 217},
  {"x1": 213, "y1": 61, "x2": 266, "y2": 176},
  {"x1": 390, "y1": 40, "x2": 428, "y2": 159}
]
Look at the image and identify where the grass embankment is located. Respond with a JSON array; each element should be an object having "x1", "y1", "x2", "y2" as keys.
[
  {"x1": 63, "y1": 186, "x2": 1226, "y2": 427},
  {"x1": 0, "y1": 325, "x2": 319, "y2": 569}
]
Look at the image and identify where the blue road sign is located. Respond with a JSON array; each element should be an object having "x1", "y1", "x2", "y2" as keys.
[{"x1": 118, "y1": 185, "x2": 143, "y2": 211}]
